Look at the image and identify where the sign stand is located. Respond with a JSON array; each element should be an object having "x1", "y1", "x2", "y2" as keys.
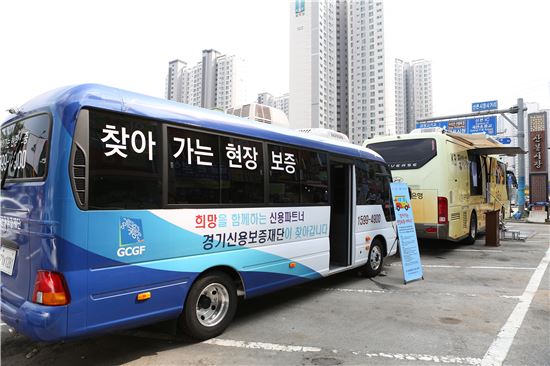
[{"x1": 390, "y1": 182, "x2": 424, "y2": 284}]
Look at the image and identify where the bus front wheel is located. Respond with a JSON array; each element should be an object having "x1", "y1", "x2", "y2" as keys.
[
  {"x1": 362, "y1": 239, "x2": 384, "y2": 278},
  {"x1": 464, "y1": 212, "x2": 477, "y2": 245},
  {"x1": 180, "y1": 271, "x2": 237, "y2": 340}
]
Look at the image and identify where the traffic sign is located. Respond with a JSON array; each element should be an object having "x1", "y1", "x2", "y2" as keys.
[
  {"x1": 472, "y1": 100, "x2": 498, "y2": 112},
  {"x1": 496, "y1": 137, "x2": 512, "y2": 144},
  {"x1": 416, "y1": 115, "x2": 497, "y2": 135}
]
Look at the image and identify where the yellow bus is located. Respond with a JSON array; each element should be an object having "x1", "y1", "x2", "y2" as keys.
[{"x1": 366, "y1": 128, "x2": 522, "y2": 243}]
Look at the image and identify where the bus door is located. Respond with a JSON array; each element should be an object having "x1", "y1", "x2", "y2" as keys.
[{"x1": 329, "y1": 159, "x2": 352, "y2": 267}]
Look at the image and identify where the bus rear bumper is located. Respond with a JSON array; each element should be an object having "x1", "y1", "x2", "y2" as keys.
[
  {"x1": 415, "y1": 223, "x2": 449, "y2": 240},
  {"x1": 1, "y1": 295, "x2": 67, "y2": 341}
]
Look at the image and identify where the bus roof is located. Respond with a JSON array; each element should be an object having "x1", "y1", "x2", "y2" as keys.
[{"x1": 3, "y1": 84, "x2": 384, "y2": 163}]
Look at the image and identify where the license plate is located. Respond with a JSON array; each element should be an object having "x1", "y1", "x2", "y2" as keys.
[{"x1": 0, "y1": 247, "x2": 17, "y2": 276}]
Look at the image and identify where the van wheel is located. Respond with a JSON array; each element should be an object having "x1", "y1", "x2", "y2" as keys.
[
  {"x1": 363, "y1": 239, "x2": 384, "y2": 278},
  {"x1": 180, "y1": 271, "x2": 237, "y2": 340},
  {"x1": 464, "y1": 212, "x2": 477, "y2": 245}
]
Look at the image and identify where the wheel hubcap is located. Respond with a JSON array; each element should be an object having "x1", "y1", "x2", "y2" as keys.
[
  {"x1": 196, "y1": 283, "x2": 229, "y2": 327},
  {"x1": 370, "y1": 246, "x2": 382, "y2": 271}
]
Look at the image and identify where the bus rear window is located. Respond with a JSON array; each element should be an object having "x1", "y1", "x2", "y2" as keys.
[
  {"x1": 0, "y1": 114, "x2": 50, "y2": 180},
  {"x1": 367, "y1": 138, "x2": 437, "y2": 170}
]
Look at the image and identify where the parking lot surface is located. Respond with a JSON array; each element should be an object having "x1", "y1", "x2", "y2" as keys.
[{"x1": 1, "y1": 222, "x2": 549, "y2": 366}]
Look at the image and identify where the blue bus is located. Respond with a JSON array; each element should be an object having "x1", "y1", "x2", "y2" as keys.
[{"x1": 0, "y1": 84, "x2": 397, "y2": 341}]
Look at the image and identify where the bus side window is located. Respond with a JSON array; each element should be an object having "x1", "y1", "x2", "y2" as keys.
[
  {"x1": 377, "y1": 164, "x2": 394, "y2": 222},
  {"x1": 299, "y1": 150, "x2": 328, "y2": 204},
  {"x1": 355, "y1": 162, "x2": 393, "y2": 222},
  {"x1": 220, "y1": 136, "x2": 264, "y2": 204},
  {"x1": 88, "y1": 110, "x2": 162, "y2": 209},
  {"x1": 268, "y1": 144, "x2": 300, "y2": 204},
  {"x1": 167, "y1": 126, "x2": 220, "y2": 204}
]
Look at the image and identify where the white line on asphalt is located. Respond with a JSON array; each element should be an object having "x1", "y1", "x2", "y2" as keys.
[
  {"x1": 0, "y1": 323, "x2": 7, "y2": 327},
  {"x1": 454, "y1": 249, "x2": 503, "y2": 253},
  {"x1": 203, "y1": 338, "x2": 322, "y2": 353},
  {"x1": 468, "y1": 266, "x2": 536, "y2": 270},
  {"x1": 205, "y1": 338, "x2": 482, "y2": 364},
  {"x1": 207, "y1": 338, "x2": 481, "y2": 365},
  {"x1": 498, "y1": 295, "x2": 521, "y2": 300},
  {"x1": 391, "y1": 264, "x2": 536, "y2": 270},
  {"x1": 352, "y1": 351, "x2": 482, "y2": 365},
  {"x1": 322, "y1": 287, "x2": 386, "y2": 294},
  {"x1": 481, "y1": 246, "x2": 550, "y2": 366}
]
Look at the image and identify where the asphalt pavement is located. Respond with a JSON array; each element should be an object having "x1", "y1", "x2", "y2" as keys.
[{"x1": 1, "y1": 221, "x2": 549, "y2": 366}]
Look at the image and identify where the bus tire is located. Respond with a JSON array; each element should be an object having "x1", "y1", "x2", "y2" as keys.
[
  {"x1": 464, "y1": 212, "x2": 477, "y2": 245},
  {"x1": 363, "y1": 239, "x2": 384, "y2": 278},
  {"x1": 180, "y1": 271, "x2": 237, "y2": 340}
]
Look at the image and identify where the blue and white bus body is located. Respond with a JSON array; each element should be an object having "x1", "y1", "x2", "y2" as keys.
[{"x1": 0, "y1": 84, "x2": 397, "y2": 341}]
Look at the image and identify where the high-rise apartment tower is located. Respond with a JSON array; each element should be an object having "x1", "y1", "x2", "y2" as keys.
[
  {"x1": 165, "y1": 50, "x2": 246, "y2": 110},
  {"x1": 290, "y1": 0, "x2": 386, "y2": 145},
  {"x1": 395, "y1": 59, "x2": 433, "y2": 134}
]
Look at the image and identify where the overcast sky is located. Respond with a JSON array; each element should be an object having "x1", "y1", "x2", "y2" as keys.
[{"x1": 1, "y1": 0, "x2": 549, "y2": 123}]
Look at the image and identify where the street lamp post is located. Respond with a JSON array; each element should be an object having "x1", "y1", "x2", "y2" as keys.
[{"x1": 517, "y1": 98, "x2": 526, "y2": 217}]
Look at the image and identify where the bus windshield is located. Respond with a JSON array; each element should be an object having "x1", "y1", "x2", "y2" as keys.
[
  {"x1": 367, "y1": 138, "x2": 437, "y2": 170},
  {"x1": 0, "y1": 114, "x2": 50, "y2": 181}
]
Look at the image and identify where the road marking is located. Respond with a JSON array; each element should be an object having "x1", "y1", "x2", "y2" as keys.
[
  {"x1": 203, "y1": 338, "x2": 321, "y2": 353},
  {"x1": 352, "y1": 351, "x2": 481, "y2": 365},
  {"x1": 468, "y1": 266, "x2": 535, "y2": 270},
  {"x1": 206, "y1": 338, "x2": 481, "y2": 364},
  {"x1": 498, "y1": 295, "x2": 521, "y2": 300},
  {"x1": 391, "y1": 264, "x2": 535, "y2": 270},
  {"x1": 481, "y1": 246, "x2": 550, "y2": 366},
  {"x1": 454, "y1": 249, "x2": 503, "y2": 253},
  {"x1": 0, "y1": 323, "x2": 7, "y2": 327},
  {"x1": 322, "y1": 287, "x2": 386, "y2": 294}
]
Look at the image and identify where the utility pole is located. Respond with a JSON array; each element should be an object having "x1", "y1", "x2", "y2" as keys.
[{"x1": 517, "y1": 98, "x2": 526, "y2": 216}]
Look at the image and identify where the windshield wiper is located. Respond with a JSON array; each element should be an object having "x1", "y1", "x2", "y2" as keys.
[{"x1": 1, "y1": 134, "x2": 25, "y2": 190}]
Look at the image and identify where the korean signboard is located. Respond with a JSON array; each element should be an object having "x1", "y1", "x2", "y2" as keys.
[
  {"x1": 472, "y1": 100, "x2": 498, "y2": 112},
  {"x1": 527, "y1": 112, "x2": 548, "y2": 204}
]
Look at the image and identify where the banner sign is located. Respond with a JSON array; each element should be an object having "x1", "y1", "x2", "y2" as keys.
[
  {"x1": 528, "y1": 112, "x2": 548, "y2": 204},
  {"x1": 472, "y1": 100, "x2": 498, "y2": 112},
  {"x1": 416, "y1": 116, "x2": 497, "y2": 135},
  {"x1": 390, "y1": 182, "x2": 423, "y2": 284}
]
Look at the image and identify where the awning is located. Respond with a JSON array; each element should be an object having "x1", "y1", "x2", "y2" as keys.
[
  {"x1": 446, "y1": 132, "x2": 526, "y2": 156},
  {"x1": 467, "y1": 147, "x2": 526, "y2": 156}
]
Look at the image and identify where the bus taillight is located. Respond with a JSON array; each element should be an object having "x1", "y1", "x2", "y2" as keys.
[
  {"x1": 32, "y1": 271, "x2": 70, "y2": 306},
  {"x1": 438, "y1": 197, "x2": 448, "y2": 224}
]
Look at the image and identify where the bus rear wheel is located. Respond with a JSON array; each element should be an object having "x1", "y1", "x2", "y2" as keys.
[
  {"x1": 180, "y1": 271, "x2": 237, "y2": 340},
  {"x1": 362, "y1": 239, "x2": 384, "y2": 278},
  {"x1": 464, "y1": 212, "x2": 477, "y2": 245}
]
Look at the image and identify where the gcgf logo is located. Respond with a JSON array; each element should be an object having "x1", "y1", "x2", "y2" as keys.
[{"x1": 117, "y1": 217, "x2": 146, "y2": 257}]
